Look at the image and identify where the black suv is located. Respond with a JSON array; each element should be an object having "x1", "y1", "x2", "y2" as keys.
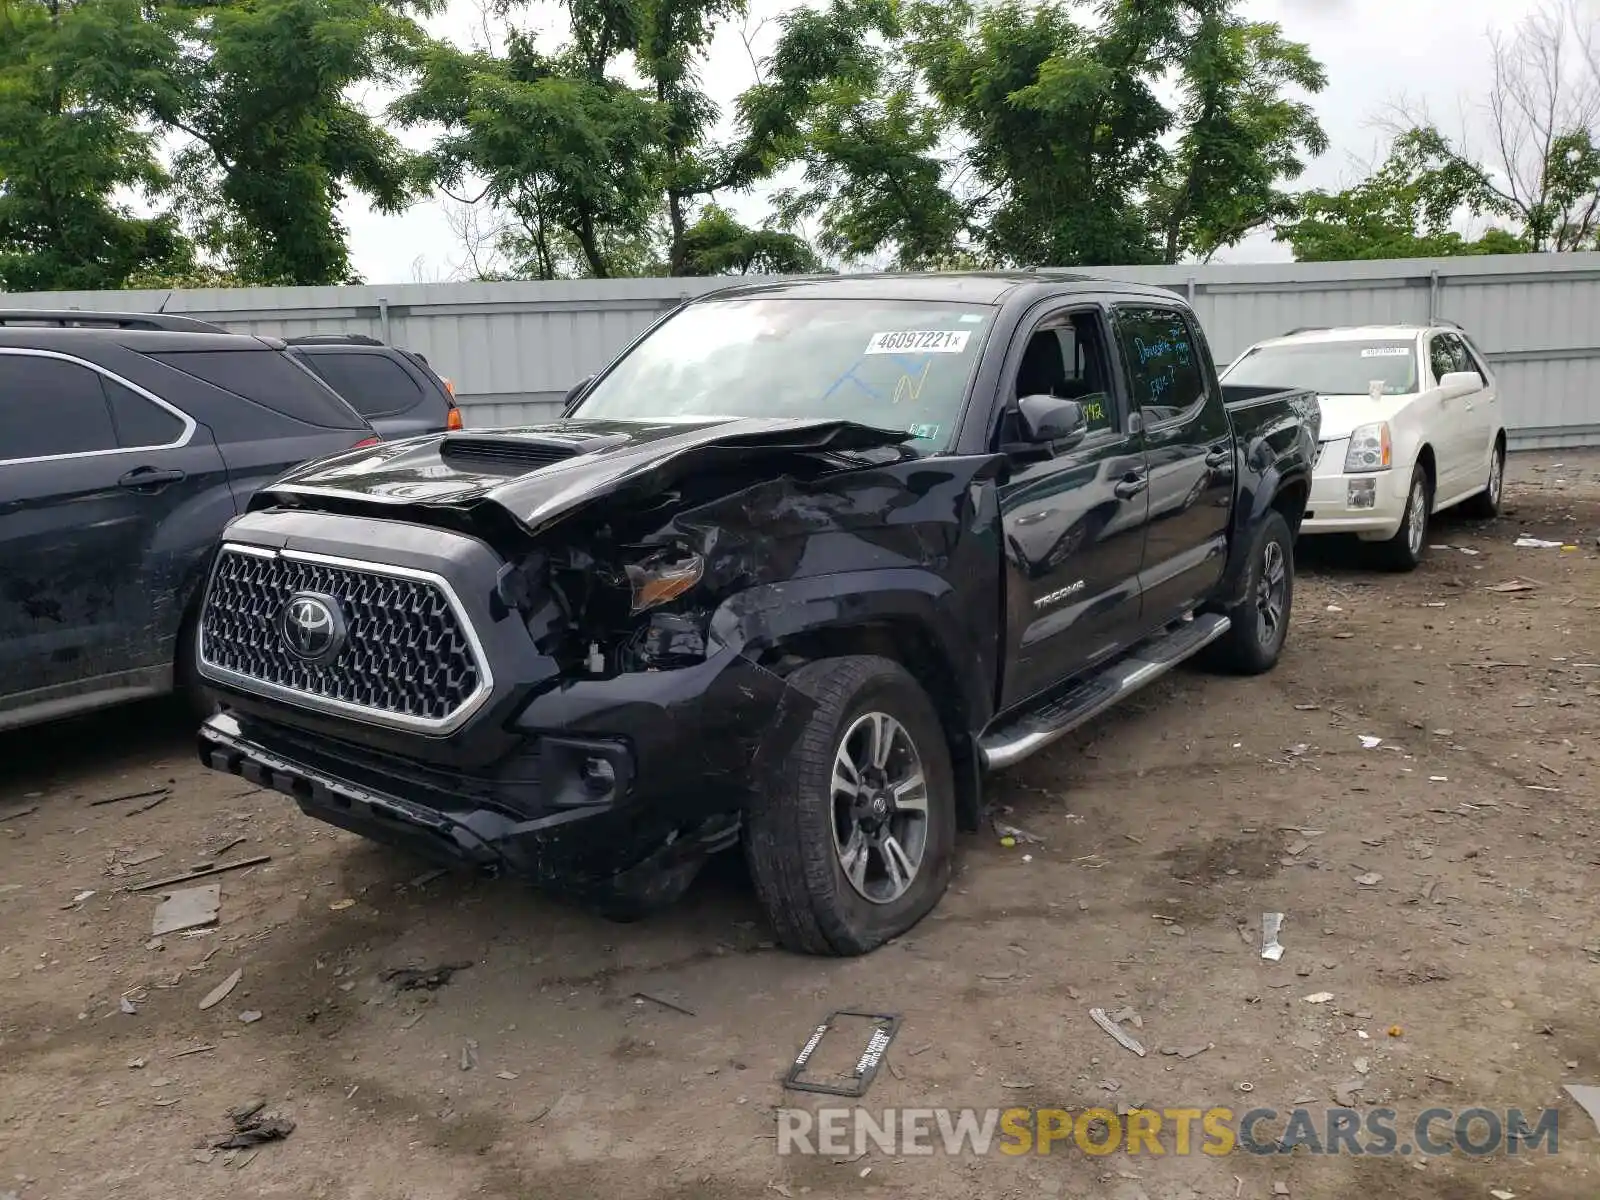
[
  {"x1": 0, "y1": 325, "x2": 380, "y2": 732},
  {"x1": 0, "y1": 313, "x2": 464, "y2": 439},
  {"x1": 285, "y1": 335, "x2": 463, "y2": 438},
  {"x1": 0, "y1": 309, "x2": 233, "y2": 334}
]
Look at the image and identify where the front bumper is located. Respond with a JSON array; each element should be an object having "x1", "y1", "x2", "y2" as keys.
[
  {"x1": 198, "y1": 644, "x2": 811, "y2": 901},
  {"x1": 1300, "y1": 440, "x2": 1410, "y2": 540},
  {"x1": 191, "y1": 506, "x2": 821, "y2": 904}
]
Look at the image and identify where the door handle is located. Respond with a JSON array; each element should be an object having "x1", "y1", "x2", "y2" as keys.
[
  {"x1": 1204, "y1": 445, "x2": 1232, "y2": 469},
  {"x1": 1113, "y1": 472, "x2": 1149, "y2": 500},
  {"x1": 117, "y1": 466, "x2": 186, "y2": 491}
]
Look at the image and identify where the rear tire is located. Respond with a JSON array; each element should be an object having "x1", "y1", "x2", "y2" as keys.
[
  {"x1": 1460, "y1": 439, "x2": 1505, "y2": 519},
  {"x1": 1370, "y1": 465, "x2": 1431, "y2": 572},
  {"x1": 744, "y1": 655, "x2": 956, "y2": 956},
  {"x1": 1203, "y1": 509, "x2": 1294, "y2": 676}
]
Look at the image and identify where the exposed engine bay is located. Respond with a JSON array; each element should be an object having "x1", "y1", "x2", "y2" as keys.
[
  {"x1": 485, "y1": 445, "x2": 907, "y2": 680},
  {"x1": 248, "y1": 415, "x2": 970, "y2": 700},
  {"x1": 495, "y1": 540, "x2": 711, "y2": 676}
]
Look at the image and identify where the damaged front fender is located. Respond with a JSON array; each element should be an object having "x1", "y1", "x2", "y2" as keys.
[
  {"x1": 512, "y1": 642, "x2": 812, "y2": 817},
  {"x1": 705, "y1": 569, "x2": 997, "y2": 736}
]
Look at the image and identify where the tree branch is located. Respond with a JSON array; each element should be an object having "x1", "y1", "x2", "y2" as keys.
[{"x1": 440, "y1": 182, "x2": 494, "y2": 206}]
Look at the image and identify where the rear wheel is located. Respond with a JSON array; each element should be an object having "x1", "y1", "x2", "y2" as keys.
[
  {"x1": 1203, "y1": 508, "x2": 1294, "y2": 676},
  {"x1": 1370, "y1": 465, "x2": 1431, "y2": 572},
  {"x1": 1460, "y1": 439, "x2": 1506, "y2": 519},
  {"x1": 744, "y1": 655, "x2": 956, "y2": 956}
]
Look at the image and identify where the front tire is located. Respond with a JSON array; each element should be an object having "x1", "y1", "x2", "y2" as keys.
[
  {"x1": 1460, "y1": 438, "x2": 1506, "y2": 519},
  {"x1": 1204, "y1": 508, "x2": 1294, "y2": 676},
  {"x1": 175, "y1": 610, "x2": 221, "y2": 724},
  {"x1": 744, "y1": 655, "x2": 956, "y2": 956},
  {"x1": 1370, "y1": 465, "x2": 1431, "y2": 572}
]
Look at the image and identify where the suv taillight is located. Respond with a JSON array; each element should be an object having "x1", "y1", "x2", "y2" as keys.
[
  {"x1": 352, "y1": 436, "x2": 381, "y2": 449},
  {"x1": 446, "y1": 406, "x2": 464, "y2": 431}
]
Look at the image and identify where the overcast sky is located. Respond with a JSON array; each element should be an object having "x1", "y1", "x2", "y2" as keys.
[{"x1": 340, "y1": 0, "x2": 1558, "y2": 282}]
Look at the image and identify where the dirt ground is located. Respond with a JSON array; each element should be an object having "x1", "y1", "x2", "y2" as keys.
[{"x1": 3, "y1": 450, "x2": 1599, "y2": 1200}]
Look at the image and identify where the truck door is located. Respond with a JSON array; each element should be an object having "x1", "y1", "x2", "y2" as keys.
[
  {"x1": 996, "y1": 304, "x2": 1150, "y2": 710},
  {"x1": 1111, "y1": 303, "x2": 1233, "y2": 625}
]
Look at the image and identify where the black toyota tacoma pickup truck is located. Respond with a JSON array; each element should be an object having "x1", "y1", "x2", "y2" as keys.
[{"x1": 194, "y1": 273, "x2": 1320, "y2": 955}]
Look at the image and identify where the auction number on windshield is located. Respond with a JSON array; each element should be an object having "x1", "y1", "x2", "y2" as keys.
[{"x1": 865, "y1": 330, "x2": 971, "y2": 355}]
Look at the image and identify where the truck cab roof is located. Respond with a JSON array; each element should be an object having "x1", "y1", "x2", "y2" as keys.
[{"x1": 697, "y1": 271, "x2": 1187, "y2": 308}]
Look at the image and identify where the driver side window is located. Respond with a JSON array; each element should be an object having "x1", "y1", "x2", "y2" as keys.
[
  {"x1": 1428, "y1": 335, "x2": 1455, "y2": 385},
  {"x1": 1010, "y1": 309, "x2": 1118, "y2": 436}
]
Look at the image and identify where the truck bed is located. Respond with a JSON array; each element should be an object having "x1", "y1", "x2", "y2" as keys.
[{"x1": 1222, "y1": 383, "x2": 1322, "y2": 448}]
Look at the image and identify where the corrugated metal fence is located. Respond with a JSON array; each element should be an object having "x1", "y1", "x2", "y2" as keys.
[{"x1": 8, "y1": 253, "x2": 1600, "y2": 447}]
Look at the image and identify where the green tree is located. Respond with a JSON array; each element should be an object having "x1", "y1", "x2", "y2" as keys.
[
  {"x1": 1148, "y1": 5, "x2": 1327, "y2": 262},
  {"x1": 395, "y1": 33, "x2": 664, "y2": 278},
  {"x1": 677, "y1": 203, "x2": 821, "y2": 274},
  {"x1": 1276, "y1": 130, "x2": 1526, "y2": 261},
  {"x1": 635, "y1": 0, "x2": 747, "y2": 273},
  {"x1": 1457, "y1": 0, "x2": 1600, "y2": 251},
  {"x1": 403, "y1": 0, "x2": 833, "y2": 279},
  {"x1": 1350, "y1": 2, "x2": 1600, "y2": 257},
  {"x1": 0, "y1": 0, "x2": 191, "y2": 291},
  {"x1": 754, "y1": 0, "x2": 1327, "y2": 269},
  {"x1": 912, "y1": 0, "x2": 1174, "y2": 266},
  {"x1": 163, "y1": 0, "x2": 439, "y2": 285},
  {"x1": 740, "y1": 0, "x2": 974, "y2": 269},
  {"x1": 123, "y1": 263, "x2": 250, "y2": 288}
]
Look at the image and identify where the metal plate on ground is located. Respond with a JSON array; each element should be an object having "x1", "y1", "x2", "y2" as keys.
[
  {"x1": 151, "y1": 884, "x2": 221, "y2": 936},
  {"x1": 782, "y1": 1010, "x2": 900, "y2": 1098}
]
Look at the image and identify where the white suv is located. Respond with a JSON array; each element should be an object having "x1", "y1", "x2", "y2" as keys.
[{"x1": 1221, "y1": 323, "x2": 1505, "y2": 571}]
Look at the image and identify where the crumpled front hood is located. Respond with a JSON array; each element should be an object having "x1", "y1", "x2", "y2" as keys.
[{"x1": 261, "y1": 416, "x2": 913, "y2": 533}]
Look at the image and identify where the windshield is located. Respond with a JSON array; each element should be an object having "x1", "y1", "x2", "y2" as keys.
[
  {"x1": 571, "y1": 297, "x2": 995, "y2": 451},
  {"x1": 1223, "y1": 340, "x2": 1419, "y2": 396}
]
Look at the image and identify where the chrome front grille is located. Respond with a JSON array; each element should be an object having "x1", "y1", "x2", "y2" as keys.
[{"x1": 198, "y1": 544, "x2": 489, "y2": 732}]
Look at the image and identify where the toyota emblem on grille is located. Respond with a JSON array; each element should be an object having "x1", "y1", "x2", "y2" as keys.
[{"x1": 278, "y1": 592, "x2": 346, "y2": 664}]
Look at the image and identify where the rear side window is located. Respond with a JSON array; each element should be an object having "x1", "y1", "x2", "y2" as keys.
[
  {"x1": 148, "y1": 349, "x2": 367, "y2": 429},
  {"x1": 1428, "y1": 336, "x2": 1457, "y2": 384},
  {"x1": 1114, "y1": 306, "x2": 1207, "y2": 424},
  {"x1": 0, "y1": 353, "x2": 117, "y2": 459},
  {"x1": 298, "y1": 351, "x2": 426, "y2": 417},
  {"x1": 103, "y1": 377, "x2": 185, "y2": 447}
]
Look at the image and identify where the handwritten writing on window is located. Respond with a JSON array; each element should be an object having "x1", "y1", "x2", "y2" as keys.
[{"x1": 1126, "y1": 312, "x2": 1201, "y2": 415}]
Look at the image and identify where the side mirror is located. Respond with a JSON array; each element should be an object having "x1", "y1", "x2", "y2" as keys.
[
  {"x1": 562, "y1": 374, "x2": 595, "y2": 413},
  {"x1": 1016, "y1": 393, "x2": 1089, "y2": 450},
  {"x1": 1439, "y1": 370, "x2": 1481, "y2": 393}
]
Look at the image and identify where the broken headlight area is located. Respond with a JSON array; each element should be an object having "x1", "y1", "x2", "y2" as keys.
[
  {"x1": 495, "y1": 542, "x2": 716, "y2": 676},
  {"x1": 624, "y1": 549, "x2": 704, "y2": 614}
]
